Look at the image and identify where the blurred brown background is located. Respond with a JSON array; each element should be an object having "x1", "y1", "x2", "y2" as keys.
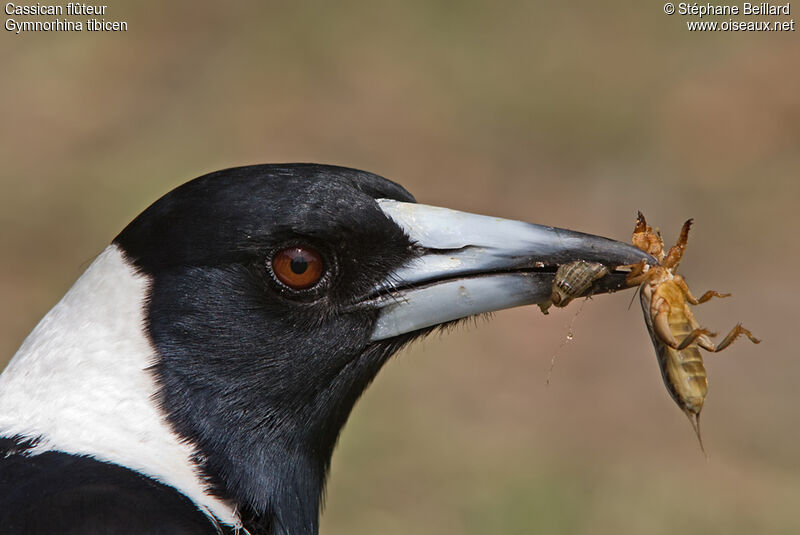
[{"x1": 2, "y1": 2, "x2": 798, "y2": 533}]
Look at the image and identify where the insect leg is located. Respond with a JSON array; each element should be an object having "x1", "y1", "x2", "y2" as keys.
[
  {"x1": 694, "y1": 290, "x2": 732, "y2": 304},
  {"x1": 663, "y1": 219, "x2": 693, "y2": 269},
  {"x1": 674, "y1": 276, "x2": 731, "y2": 305},
  {"x1": 709, "y1": 323, "x2": 761, "y2": 352},
  {"x1": 632, "y1": 212, "x2": 664, "y2": 259},
  {"x1": 675, "y1": 328, "x2": 717, "y2": 350},
  {"x1": 623, "y1": 261, "x2": 650, "y2": 286},
  {"x1": 695, "y1": 332, "x2": 719, "y2": 352},
  {"x1": 653, "y1": 303, "x2": 681, "y2": 348}
]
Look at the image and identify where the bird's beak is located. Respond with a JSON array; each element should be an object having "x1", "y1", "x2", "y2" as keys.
[{"x1": 368, "y1": 200, "x2": 656, "y2": 341}]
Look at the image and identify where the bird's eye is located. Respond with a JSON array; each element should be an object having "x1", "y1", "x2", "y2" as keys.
[{"x1": 271, "y1": 247, "x2": 324, "y2": 290}]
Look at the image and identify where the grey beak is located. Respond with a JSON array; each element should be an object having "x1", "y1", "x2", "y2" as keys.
[{"x1": 368, "y1": 200, "x2": 655, "y2": 341}]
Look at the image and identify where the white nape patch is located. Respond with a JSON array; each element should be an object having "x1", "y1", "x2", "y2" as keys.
[{"x1": 0, "y1": 245, "x2": 240, "y2": 529}]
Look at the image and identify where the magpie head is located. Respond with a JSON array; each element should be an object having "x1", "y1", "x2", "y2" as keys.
[
  {"x1": 115, "y1": 164, "x2": 424, "y2": 531},
  {"x1": 111, "y1": 163, "x2": 654, "y2": 532}
]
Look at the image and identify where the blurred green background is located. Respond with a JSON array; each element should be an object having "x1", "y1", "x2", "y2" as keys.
[{"x1": 2, "y1": 2, "x2": 798, "y2": 533}]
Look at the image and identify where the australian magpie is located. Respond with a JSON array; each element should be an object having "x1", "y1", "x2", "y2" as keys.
[{"x1": 0, "y1": 164, "x2": 653, "y2": 534}]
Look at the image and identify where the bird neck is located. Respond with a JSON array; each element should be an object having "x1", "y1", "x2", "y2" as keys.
[
  {"x1": 157, "y1": 345, "x2": 395, "y2": 535},
  {"x1": 146, "y1": 314, "x2": 406, "y2": 533},
  {"x1": 0, "y1": 246, "x2": 242, "y2": 528}
]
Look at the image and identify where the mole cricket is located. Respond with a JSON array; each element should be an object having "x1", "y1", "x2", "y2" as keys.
[{"x1": 624, "y1": 212, "x2": 760, "y2": 451}]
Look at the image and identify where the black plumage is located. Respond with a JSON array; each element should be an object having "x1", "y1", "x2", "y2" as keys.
[{"x1": 1, "y1": 437, "x2": 217, "y2": 535}]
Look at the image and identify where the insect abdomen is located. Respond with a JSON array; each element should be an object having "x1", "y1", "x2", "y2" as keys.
[{"x1": 656, "y1": 344, "x2": 708, "y2": 415}]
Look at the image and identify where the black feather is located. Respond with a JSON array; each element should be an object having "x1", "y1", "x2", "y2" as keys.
[{"x1": 0, "y1": 438, "x2": 220, "y2": 535}]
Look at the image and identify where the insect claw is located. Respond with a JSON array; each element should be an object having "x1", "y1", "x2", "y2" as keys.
[
  {"x1": 663, "y1": 219, "x2": 693, "y2": 268},
  {"x1": 635, "y1": 211, "x2": 648, "y2": 232},
  {"x1": 679, "y1": 219, "x2": 694, "y2": 242},
  {"x1": 632, "y1": 212, "x2": 664, "y2": 260}
]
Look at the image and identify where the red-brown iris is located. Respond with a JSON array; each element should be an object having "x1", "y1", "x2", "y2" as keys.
[{"x1": 271, "y1": 247, "x2": 324, "y2": 290}]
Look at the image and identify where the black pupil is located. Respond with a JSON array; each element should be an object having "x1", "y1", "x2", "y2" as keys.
[{"x1": 290, "y1": 254, "x2": 308, "y2": 274}]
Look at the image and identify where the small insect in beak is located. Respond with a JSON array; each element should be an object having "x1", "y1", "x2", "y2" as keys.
[{"x1": 625, "y1": 213, "x2": 760, "y2": 453}]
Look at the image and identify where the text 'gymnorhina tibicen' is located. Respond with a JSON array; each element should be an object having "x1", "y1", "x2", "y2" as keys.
[{"x1": 0, "y1": 164, "x2": 653, "y2": 534}]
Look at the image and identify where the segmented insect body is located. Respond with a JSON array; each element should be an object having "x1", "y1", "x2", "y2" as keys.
[
  {"x1": 539, "y1": 260, "x2": 608, "y2": 314},
  {"x1": 626, "y1": 212, "x2": 760, "y2": 451},
  {"x1": 639, "y1": 272, "x2": 709, "y2": 436}
]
